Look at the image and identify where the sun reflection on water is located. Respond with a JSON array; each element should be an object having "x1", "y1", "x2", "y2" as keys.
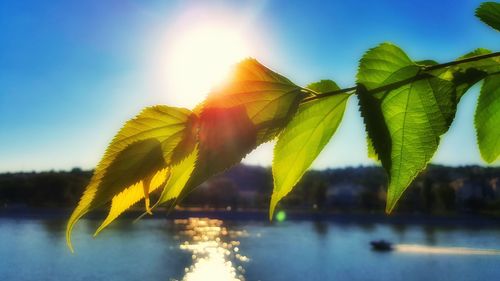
[{"x1": 174, "y1": 218, "x2": 249, "y2": 281}]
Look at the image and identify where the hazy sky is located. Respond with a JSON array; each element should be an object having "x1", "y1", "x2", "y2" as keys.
[{"x1": 1, "y1": 0, "x2": 499, "y2": 172}]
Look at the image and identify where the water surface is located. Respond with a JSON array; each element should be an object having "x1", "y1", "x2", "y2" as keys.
[{"x1": 1, "y1": 217, "x2": 499, "y2": 281}]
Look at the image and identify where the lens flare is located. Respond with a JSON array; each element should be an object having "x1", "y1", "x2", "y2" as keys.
[{"x1": 276, "y1": 210, "x2": 286, "y2": 222}]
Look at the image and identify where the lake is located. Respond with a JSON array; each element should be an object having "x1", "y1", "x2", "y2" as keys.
[{"x1": 1, "y1": 216, "x2": 500, "y2": 281}]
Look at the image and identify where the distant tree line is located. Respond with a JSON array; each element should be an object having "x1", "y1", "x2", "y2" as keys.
[
  {"x1": 0, "y1": 165, "x2": 499, "y2": 215},
  {"x1": 0, "y1": 168, "x2": 91, "y2": 208}
]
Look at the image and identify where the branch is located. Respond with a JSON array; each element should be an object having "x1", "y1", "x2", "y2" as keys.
[
  {"x1": 422, "y1": 51, "x2": 500, "y2": 71},
  {"x1": 301, "y1": 51, "x2": 500, "y2": 103}
]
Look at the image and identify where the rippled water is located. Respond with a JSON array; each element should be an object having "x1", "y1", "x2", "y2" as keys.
[{"x1": 1, "y1": 217, "x2": 500, "y2": 281}]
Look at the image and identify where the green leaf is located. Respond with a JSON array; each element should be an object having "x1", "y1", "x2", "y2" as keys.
[
  {"x1": 360, "y1": 43, "x2": 424, "y2": 163},
  {"x1": 437, "y1": 49, "x2": 500, "y2": 101},
  {"x1": 357, "y1": 43, "x2": 419, "y2": 171},
  {"x1": 357, "y1": 43, "x2": 416, "y2": 90},
  {"x1": 476, "y1": 2, "x2": 500, "y2": 31},
  {"x1": 456, "y1": 48, "x2": 500, "y2": 74},
  {"x1": 66, "y1": 105, "x2": 197, "y2": 252},
  {"x1": 475, "y1": 74, "x2": 500, "y2": 163},
  {"x1": 416, "y1": 60, "x2": 439, "y2": 66},
  {"x1": 271, "y1": 80, "x2": 349, "y2": 218},
  {"x1": 157, "y1": 58, "x2": 304, "y2": 207},
  {"x1": 357, "y1": 43, "x2": 457, "y2": 213}
]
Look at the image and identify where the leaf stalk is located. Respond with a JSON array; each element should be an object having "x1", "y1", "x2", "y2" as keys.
[{"x1": 301, "y1": 51, "x2": 500, "y2": 103}]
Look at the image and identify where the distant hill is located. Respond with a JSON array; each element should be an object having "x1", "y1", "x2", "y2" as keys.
[{"x1": 1, "y1": 165, "x2": 499, "y2": 215}]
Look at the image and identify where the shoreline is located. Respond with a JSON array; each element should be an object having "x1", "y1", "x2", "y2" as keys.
[{"x1": 1, "y1": 207, "x2": 500, "y2": 228}]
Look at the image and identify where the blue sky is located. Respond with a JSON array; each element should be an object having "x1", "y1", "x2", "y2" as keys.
[{"x1": 1, "y1": 0, "x2": 499, "y2": 172}]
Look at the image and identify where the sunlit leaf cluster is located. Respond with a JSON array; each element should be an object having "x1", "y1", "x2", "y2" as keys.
[{"x1": 67, "y1": 1, "x2": 500, "y2": 251}]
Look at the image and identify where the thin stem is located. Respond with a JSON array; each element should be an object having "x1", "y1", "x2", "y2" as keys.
[
  {"x1": 422, "y1": 51, "x2": 500, "y2": 71},
  {"x1": 301, "y1": 51, "x2": 500, "y2": 103},
  {"x1": 301, "y1": 86, "x2": 356, "y2": 103}
]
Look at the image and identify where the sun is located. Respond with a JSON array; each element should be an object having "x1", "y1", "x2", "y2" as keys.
[{"x1": 164, "y1": 24, "x2": 250, "y2": 108}]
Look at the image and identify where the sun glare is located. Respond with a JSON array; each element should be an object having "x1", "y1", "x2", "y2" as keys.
[
  {"x1": 176, "y1": 218, "x2": 249, "y2": 281},
  {"x1": 164, "y1": 25, "x2": 250, "y2": 108}
]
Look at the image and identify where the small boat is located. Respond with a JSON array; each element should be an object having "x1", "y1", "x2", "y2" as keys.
[{"x1": 370, "y1": 240, "x2": 393, "y2": 251}]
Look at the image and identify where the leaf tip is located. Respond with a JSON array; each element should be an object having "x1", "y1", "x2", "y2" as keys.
[
  {"x1": 66, "y1": 216, "x2": 78, "y2": 253},
  {"x1": 66, "y1": 202, "x2": 92, "y2": 253},
  {"x1": 385, "y1": 202, "x2": 396, "y2": 214},
  {"x1": 66, "y1": 233, "x2": 75, "y2": 254},
  {"x1": 93, "y1": 223, "x2": 106, "y2": 238},
  {"x1": 385, "y1": 184, "x2": 403, "y2": 214}
]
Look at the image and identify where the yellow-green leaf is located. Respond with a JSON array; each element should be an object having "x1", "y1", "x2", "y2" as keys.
[
  {"x1": 271, "y1": 80, "x2": 349, "y2": 218},
  {"x1": 475, "y1": 74, "x2": 500, "y2": 163},
  {"x1": 156, "y1": 146, "x2": 198, "y2": 205},
  {"x1": 66, "y1": 105, "x2": 197, "y2": 252},
  {"x1": 161, "y1": 58, "x2": 304, "y2": 206},
  {"x1": 94, "y1": 167, "x2": 170, "y2": 236}
]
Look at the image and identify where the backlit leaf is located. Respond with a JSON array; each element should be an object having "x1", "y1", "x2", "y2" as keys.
[
  {"x1": 357, "y1": 43, "x2": 416, "y2": 90},
  {"x1": 157, "y1": 58, "x2": 304, "y2": 207},
  {"x1": 357, "y1": 43, "x2": 457, "y2": 213},
  {"x1": 433, "y1": 48, "x2": 500, "y2": 164},
  {"x1": 456, "y1": 48, "x2": 500, "y2": 74},
  {"x1": 66, "y1": 106, "x2": 197, "y2": 252},
  {"x1": 271, "y1": 80, "x2": 349, "y2": 218},
  {"x1": 475, "y1": 74, "x2": 500, "y2": 163},
  {"x1": 94, "y1": 167, "x2": 170, "y2": 236},
  {"x1": 156, "y1": 146, "x2": 198, "y2": 205},
  {"x1": 437, "y1": 48, "x2": 500, "y2": 100},
  {"x1": 476, "y1": 2, "x2": 500, "y2": 32}
]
